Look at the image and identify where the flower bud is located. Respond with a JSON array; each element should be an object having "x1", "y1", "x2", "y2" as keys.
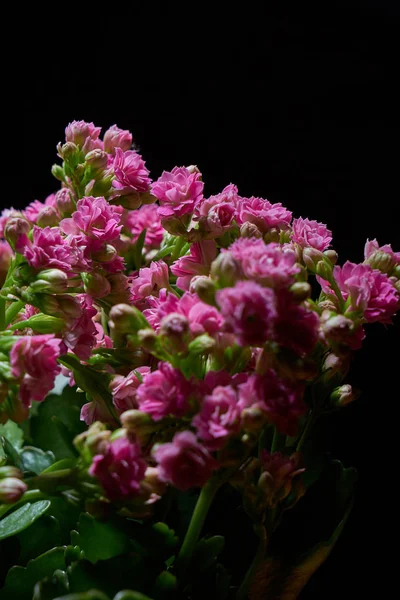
[
  {"x1": 289, "y1": 282, "x2": 311, "y2": 302},
  {"x1": 160, "y1": 313, "x2": 191, "y2": 353},
  {"x1": 0, "y1": 466, "x2": 23, "y2": 479},
  {"x1": 18, "y1": 314, "x2": 65, "y2": 334},
  {"x1": 114, "y1": 192, "x2": 142, "y2": 210},
  {"x1": 137, "y1": 328, "x2": 158, "y2": 351},
  {"x1": 302, "y1": 247, "x2": 324, "y2": 271},
  {"x1": 37, "y1": 206, "x2": 59, "y2": 227},
  {"x1": 324, "y1": 249, "x2": 338, "y2": 265},
  {"x1": 322, "y1": 353, "x2": 344, "y2": 379},
  {"x1": 188, "y1": 334, "x2": 215, "y2": 354},
  {"x1": 92, "y1": 244, "x2": 117, "y2": 263},
  {"x1": 189, "y1": 276, "x2": 216, "y2": 305},
  {"x1": 55, "y1": 188, "x2": 75, "y2": 216},
  {"x1": 392, "y1": 265, "x2": 400, "y2": 280},
  {"x1": 34, "y1": 293, "x2": 82, "y2": 320},
  {"x1": 85, "y1": 149, "x2": 109, "y2": 170},
  {"x1": 31, "y1": 269, "x2": 68, "y2": 294},
  {"x1": 366, "y1": 250, "x2": 396, "y2": 274},
  {"x1": 315, "y1": 260, "x2": 332, "y2": 280},
  {"x1": 395, "y1": 279, "x2": 400, "y2": 294},
  {"x1": 51, "y1": 164, "x2": 65, "y2": 182},
  {"x1": 0, "y1": 477, "x2": 27, "y2": 503},
  {"x1": 330, "y1": 384, "x2": 356, "y2": 407},
  {"x1": 186, "y1": 164, "x2": 201, "y2": 175},
  {"x1": 240, "y1": 222, "x2": 262, "y2": 239},
  {"x1": 60, "y1": 141, "x2": 79, "y2": 160},
  {"x1": 103, "y1": 125, "x2": 133, "y2": 154},
  {"x1": 241, "y1": 406, "x2": 267, "y2": 431},
  {"x1": 263, "y1": 228, "x2": 280, "y2": 243},
  {"x1": 210, "y1": 252, "x2": 241, "y2": 287},
  {"x1": 4, "y1": 217, "x2": 30, "y2": 250},
  {"x1": 160, "y1": 216, "x2": 188, "y2": 236},
  {"x1": 322, "y1": 315, "x2": 354, "y2": 340},
  {"x1": 82, "y1": 272, "x2": 112, "y2": 298},
  {"x1": 318, "y1": 299, "x2": 338, "y2": 312},
  {"x1": 109, "y1": 304, "x2": 148, "y2": 334},
  {"x1": 141, "y1": 466, "x2": 166, "y2": 498}
]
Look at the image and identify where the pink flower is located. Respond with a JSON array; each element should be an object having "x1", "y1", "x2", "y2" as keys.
[
  {"x1": 111, "y1": 366, "x2": 151, "y2": 415},
  {"x1": 126, "y1": 204, "x2": 164, "y2": 250},
  {"x1": 238, "y1": 371, "x2": 306, "y2": 436},
  {"x1": 65, "y1": 120, "x2": 102, "y2": 149},
  {"x1": 0, "y1": 241, "x2": 13, "y2": 283},
  {"x1": 192, "y1": 385, "x2": 241, "y2": 449},
  {"x1": 103, "y1": 124, "x2": 133, "y2": 154},
  {"x1": 364, "y1": 238, "x2": 400, "y2": 272},
  {"x1": 228, "y1": 239, "x2": 299, "y2": 288},
  {"x1": 152, "y1": 167, "x2": 204, "y2": 218},
  {"x1": 24, "y1": 226, "x2": 82, "y2": 272},
  {"x1": 239, "y1": 196, "x2": 292, "y2": 232},
  {"x1": 136, "y1": 362, "x2": 192, "y2": 421},
  {"x1": 171, "y1": 240, "x2": 217, "y2": 290},
  {"x1": 195, "y1": 184, "x2": 241, "y2": 217},
  {"x1": 112, "y1": 148, "x2": 151, "y2": 194},
  {"x1": 274, "y1": 292, "x2": 320, "y2": 355},
  {"x1": 23, "y1": 194, "x2": 57, "y2": 224},
  {"x1": 60, "y1": 197, "x2": 123, "y2": 248},
  {"x1": 216, "y1": 281, "x2": 277, "y2": 346},
  {"x1": 292, "y1": 217, "x2": 332, "y2": 251},
  {"x1": 153, "y1": 431, "x2": 218, "y2": 491},
  {"x1": 89, "y1": 437, "x2": 146, "y2": 501},
  {"x1": 130, "y1": 260, "x2": 169, "y2": 305},
  {"x1": 63, "y1": 294, "x2": 98, "y2": 360},
  {"x1": 260, "y1": 450, "x2": 305, "y2": 507},
  {"x1": 10, "y1": 334, "x2": 64, "y2": 406},
  {"x1": 195, "y1": 184, "x2": 240, "y2": 238}
]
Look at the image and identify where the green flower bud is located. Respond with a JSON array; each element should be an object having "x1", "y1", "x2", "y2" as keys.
[
  {"x1": 330, "y1": 384, "x2": 357, "y2": 407},
  {"x1": 210, "y1": 252, "x2": 241, "y2": 288},
  {"x1": 109, "y1": 304, "x2": 149, "y2": 334},
  {"x1": 315, "y1": 260, "x2": 332, "y2": 280},
  {"x1": 240, "y1": 222, "x2": 262, "y2": 239},
  {"x1": 92, "y1": 244, "x2": 117, "y2": 263},
  {"x1": 85, "y1": 149, "x2": 108, "y2": 170},
  {"x1": 82, "y1": 272, "x2": 111, "y2": 298},
  {"x1": 51, "y1": 164, "x2": 66, "y2": 182},
  {"x1": 189, "y1": 276, "x2": 217, "y2": 305},
  {"x1": 289, "y1": 282, "x2": 312, "y2": 302},
  {"x1": 0, "y1": 466, "x2": 23, "y2": 479},
  {"x1": 323, "y1": 249, "x2": 339, "y2": 265},
  {"x1": 160, "y1": 313, "x2": 191, "y2": 353},
  {"x1": 302, "y1": 247, "x2": 323, "y2": 271},
  {"x1": 0, "y1": 477, "x2": 27, "y2": 503},
  {"x1": 31, "y1": 269, "x2": 68, "y2": 294},
  {"x1": 37, "y1": 206, "x2": 59, "y2": 227}
]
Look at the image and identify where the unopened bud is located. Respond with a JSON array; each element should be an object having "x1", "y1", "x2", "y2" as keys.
[
  {"x1": 18, "y1": 314, "x2": 65, "y2": 334},
  {"x1": 0, "y1": 466, "x2": 23, "y2": 479},
  {"x1": 51, "y1": 164, "x2": 65, "y2": 182},
  {"x1": 263, "y1": 228, "x2": 280, "y2": 243},
  {"x1": 257, "y1": 471, "x2": 274, "y2": 495},
  {"x1": 141, "y1": 466, "x2": 166, "y2": 498},
  {"x1": 322, "y1": 315, "x2": 354, "y2": 340},
  {"x1": 324, "y1": 250, "x2": 338, "y2": 265},
  {"x1": 395, "y1": 279, "x2": 400, "y2": 294},
  {"x1": 241, "y1": 406, "x2": 267, "y2": 431},
  {"x1": 82, "y1": 272, "x2": 111, "y2": 298},
  {"x1": 189, "y1": 276, "x2": 216, "y2": 305},
  {"x1": 120, "y1": 409, "x2": 154, "y2": 433},
  {"x1": 315, "y1": 260, "x2": 332, "y2": 280},
  {"x1": 188, "y1": 334, "x2": 215, "y2": 354},
  {"x1": 4, "y1": 217, "x2": 30, "y2": 250},
  {"x1": 240, "y1": 222, "x2": 262, "y2": 239},
  {"x1": 109, "y1": 304, "x2": 148, "y2": 334},
  {"x1": 318, "y1": 299, "x2": 337, "y2": 312},
  {"x1": 210, "y1": 252, "x2": 241, "y2": 287},
  {"x1": 302, "y1": 247, "x2": 324, "y2": 271},
  {"x1": 137, "y1": 328, "x2": 158, "y2": 351},
  {"x1": 331, "y1": 384, "x2": 356, "y2": 407},
  {"x1": 366, "y1": 250, "x2": 396, "y2": 274},
  {"x1": 92, "y1": 244, "x2": 117, "y2": 263},
  {"x1": 160, "y1": 216, "x2": 188, "y2": 236},
  {"x1": 289, "y1": 282, "x2": 311, "y2": 302},
  {"x1": 60, "y1": 142, "x2": 78, "y2": 160},
  {"x1": 85, "y1": 149, "x2": 108, "y2": 170},
  {"x1": 37, "y1": 206, "x2": 59, "y2": 227},
  {"x1": 160, "y1": 313, "x2": 191, "y2": 353},
  {"x1": 34, "y1": 293, "x2": 82, "y2": 320},
  {"x1": 0, "y1": 477, "x2": 27, "y2": 503},
  {"x1": 392, "y1": 265, "x2": 400, "y2": 280},
  {"x1": 31, "y1": 269, "x2": 68, "y2": 294},
  {"x1": 55, "y1": 188, "x2": 75, "y2": 216},
  {"x1": 115, "y1": 192, "x2": 142, "y2": 210},
  {"x1": 322, "y1": 353, "x2": 343, "y2": 378}
]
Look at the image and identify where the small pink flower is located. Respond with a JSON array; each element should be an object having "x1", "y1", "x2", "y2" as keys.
[
  {"x1": 0, "y1": 241, "x2": 13, "y2": 282},
  {"x1": 130, "y1": 260, "x2": 169, "y2": 305},
  {"x1": 195, "y1": 184, "x2": 240, "y2": 237},
  {"x1": 274, "y1": 292, "x2": 320, "y2": 355},
  {"x1": 171, "y1": 240, "x2": 217, "y2": 291},
  {"x1": 292, "y1": 217, "x2": 332, "y2": 251},
  {"x1": 152, "y1": 167, "x2": 204, "y2": 218},
  {"x1": 126, "y1": 204, "x2": 164, "y2": 250},
  {"x1": 195, "y1": 184, "x2": 241, "y2": 217},
  {"x1": 228, "y1": 239, "x2": 299, "y2": 288},
  {"x1": 63, "y1": 294, "x2": 98, "y2": 360},
  {"x1": 23, "y1": 194, "x2": 57, "y2": 224},
  {"x1": 111, "y1": 366, "x2": 151, "y2": 415},
  {"x1": 239, "y1": 197, "x2": 292, "y2": 232},
  {"x1": 65, "y1": 120, "x2": 102, "y2": 149},
  {"x1": 216, "y1": 281, "x2": 277, "y2": 347},
  {"x1": 103, "y1": 124, "x2": 133, "y2": 154},
  {"x1": 60, "y1": 197, "x2": 123, "y2": 248},
  {"x1": 238, "y1": 371, "x2": 306, "y2": 436},
  {"x1": 24, "y1": 226, "x2": 82, "y2": 272},
  {"x1": 10, "y1": 334, "x2": 64, "y2": 406},
  {"x1": 153, "y1": 431, "x2": 218, "y2": 491},
  {"x1": 364, "y1": 238, "x2": 400, "y2": 272},
  {"x1": 136, "y1": 362, "x2": 192, "y2": 421},
  {"x1": 113, "y1": 148, "x2": 151, "y2": 194},
  {"x1": 89, "y1": 437, "x2": 147, "y2": 501},
  {"x1": 193, "y1": 385, "x2": 241, "y2": 449}
]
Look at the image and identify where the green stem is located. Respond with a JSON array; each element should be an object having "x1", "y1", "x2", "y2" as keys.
[
  {"x1": 328, "y1": 276, "x2": 345, "y2": 313},
  {"x1": 236, "y1": 524, "x2": 268, "y2": 600},
  {"x1": 0, "y1": 489, "x2": 46, "y2": 519},
  {"x1": 5, "y1": 300, "x2": 25, "y2": 327},
  {"x1": 170, "y1": 237, "x2": 186, "y2": 262},
  {"x1": 0, "y1": 298, "x2": 5, "y2": 331},
  {"x1": 271, "y1": 428, "x2": 286, "y2": 453},
  {"x1": 296, "y1": 411, "x2": 315, "y2": 452},
  {"x1": 177, "y1": 477, "x2": 222, "y2": 572}
]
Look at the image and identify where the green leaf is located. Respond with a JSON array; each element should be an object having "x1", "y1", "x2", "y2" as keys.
[
  {"x1": 1, "y1": 435, "x2": 23, "y2": 470},
  {"x1": 51, "y1": 591, "x2": 110, "y2": 600},
  {"x1": 17, "y1": 514, "x2": 61, "y2": 563},
  {"x1": 41, "y1": 458, "x2": 77, "y2": 474},
  {"x1": 72, "y1": 513, "x2": 131, "y2": 564},
  {"x1": 21, "y1": 446, "x2": 55, "y2": 474},
  {"x1": 154, "y1": 571, "x2": 177, "y2": 599},
  {"x1": 0, "y1": 546, "x2": 66, "y2": 600},
  {"x1": 0, "y1": 500, "x2": 51, "y2": 541},
  {"x1": 0, "y1": 420, "x2": 24, "y2": 450}
]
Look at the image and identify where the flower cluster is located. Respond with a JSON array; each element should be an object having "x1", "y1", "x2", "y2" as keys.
[{"x1": 0, "y1": 118, "x2": 398, "y2": 517}]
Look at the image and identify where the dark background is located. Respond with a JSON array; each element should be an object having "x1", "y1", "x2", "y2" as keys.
[{"x1": 17, "y1": 4, "x2": 399, "y2": 598}]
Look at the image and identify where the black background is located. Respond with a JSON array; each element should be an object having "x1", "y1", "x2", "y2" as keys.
[{"x1": 16, "y1": 3, "x2": 400, "y2": 598}]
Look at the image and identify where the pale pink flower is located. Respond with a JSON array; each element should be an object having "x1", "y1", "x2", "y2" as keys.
[
  {"x1": 23, "y1": 194, "x2": 57, "y2": 224},
  {"x1": 24, "y1": 226, "x2": 81, "y2": 272},
  {"x1": 126, "y1": 204, "x2": 164, "y2": 249},
  {"x1": 136, "y1": 362, "x2": 192, "y2": 421},
  {"x1": 292, "y1": 217, "x2": 332, "y2": 251},
  {"x1": 171, "y1": 240, "x2": 217, "y2": 290},
  {"x1": 111, "y1": 366, "x2": 151, "y2": 415},
  {"x1": 192, "y1": 385, "x2": 241, "y2": 449},
  {"x1": 112, "y1": 148, "x2": 151, "y2": 194},
  {"x1": 152, "y1": 167, "x2": 204, "y2": 218},
  {"x1": 103, "y1": 124, "x2": 133, "y2": 154},
  {"x1": 130, "y1": 261, "x2": 169, "y2": 305},
  {"x1": 364, "y1": 238, "x2": 400, "y2": 272},
  {"x1": 65, "y1": 120, "x2": 102, "y2": 149},
  {"x1": 153, "y1": 431, "x2": 218, "y2": 491},
  {"x1": 63, "y1": 294, "x2": 98, "y2": 360},
  {"x1": 239, "y1": 197, "x2": 292, "y2": 232},
  {"x1": 195, "y1": 184, "x2": 240, "y2": 238},
  {"x1": 60, "y1": 197, "x2": 123, "y2": 248}
]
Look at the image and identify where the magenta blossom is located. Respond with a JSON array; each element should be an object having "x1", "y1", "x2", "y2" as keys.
[
  {"x1": 130, "y1": 261, "x2": 169, "y2": 305},
  {"x1": 193, "y1": 385, "x2": 241, "y2": 449},
  {"x1": 126, "y1": 204, "x2": 164, "y2": 249},
  {"x1": 238, "y1": 371, "x2": 306, "y2": 436},
  {"x1": 228, "y1": 239, "x2": 300, "y2": 288},
  {"x1": 23, "y1": 194, "x2": 57, "y2": 224},
  {"x1": 239, "y1": 196, "x2": 292, "y2": 232},
  {"x1": 171, "y1": 240, "x2": 217, "y2": 291},
  {"x1": 195, "y1": 184, "x2": 241, "y2": 218},
  {"x1": 217, "y1": 281, "x2": 277, "y2": 346},
  {"x1": 292, "y1": 217, "x2": 332, "y2": 251},
  {"x1": 63, "y1": 294, "x2": 98, "y2": 360},
  {"x1": 10, "y1": 334, "x2": 64, "y2": 406},
  {"x1": 111, "y1": 366, "x2": 151, "y2": 415},
  {"x1": 24, "y1": 226, "x2": 83, "y2": 272},
  {"x1": 112, "y1": 148, "x2": 151, "y2": 194},
  {"x1": 0, "y1": 241, "x2": 13, "y2": 281},
  {"x1": 195, "y1": 184, "x2": 240, "y2": 237},
  {"x1": 136, "y1": 362, "x2": 192, "y2": 421},
  {"x1": 152, "y1": 167, "x2": 204, "y2": 218},
  {"x1": 103, "y1": 124, "x2": 133, "y2": 154},
  {"x1": 153, "y1": 431, "x2": 218, "y2": 491},
  {"x1": 60, "y1": 197, "x2": 123, "y2": 247},
  {"x1": 89, "y1": 437, "x2": 146, "y2": 501},
  {"x1": 274, "y1": 292, "x2": 320, "y2": 355}
]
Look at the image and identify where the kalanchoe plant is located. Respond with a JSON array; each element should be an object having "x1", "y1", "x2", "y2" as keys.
[{"x1": 0, "y1": 120, "x2": 398, "y2": 599}]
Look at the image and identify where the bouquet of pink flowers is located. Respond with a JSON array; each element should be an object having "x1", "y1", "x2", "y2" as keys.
[{"x1": 0, "y1": 120, "x2": 398, "y2": 599}]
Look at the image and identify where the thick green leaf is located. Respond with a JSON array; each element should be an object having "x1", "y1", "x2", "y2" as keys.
[
  {"x1": 0, "y1": 420, "x2": 24, "y2": 450},
  {"x1": 0, "y1": 546, "x2": 66, "y2": 600},
  {"x1": 114, "y1": 593, "x2": 153, "y2": 600},
  {"x1": 71, "y1": 513, "x2": 131, "y2": 563},
  {"x1": 1, "y1": 435, "x2": 23, "y2": 469},
  {"x1": 21, "y1": 446, "x2": 55, "y2": 474},
  {"x1": 0, "y1": 500, "x2": 51, "y2": 541},
  {"x1": 42, "y1": 458, "x2": 77, "y2": 474},
  {"x1": 52, "y1": 591, "x2": 110, "y2": 600},
  {"x1": 17, "y1": 514, "x2": 62, "y2": 563},
  {"x1": 154, "y1": 571, "x2": 177, "y2": 599}
]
